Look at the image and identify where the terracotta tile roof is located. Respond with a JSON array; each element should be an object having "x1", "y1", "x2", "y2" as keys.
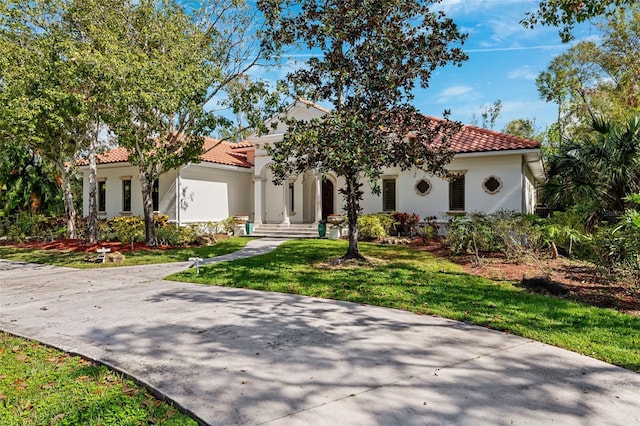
[
  {"x1": 75, "y1": 147, "x2": 130, "y2": 165},
  {"x1": 79, "y1": 138, "x2": 253, "y2": 168},
  {"x1": 80, "y1": 119, "x2": 538, "y2": 168},
  {"x1": 296, "y1": 98, "x2": 331, "y2": 114},
  {"x1": 426, "y1": 117, "x2": 540, "y2": 153},
  {"x1": 200, "y1": 138, "x2": 253, "y2": 167},
  {"x1": 230, "y1": 141, "x2": 253, "y2": 149},
  {"x1": 451, "y1": 125, "x2": 540, "y2": 153}
]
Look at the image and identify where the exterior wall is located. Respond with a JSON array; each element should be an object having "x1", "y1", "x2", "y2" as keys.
[
  {"x1": 178, "y1": 164, "x2": 252, "y2": 223},
  {"x1": 82, "y1": 164, "x2": 142, "y2": 218},
  {"x1": 82, "y1": 163, "x2": 252, "y2": 223},
  {"x1": 522, "y1": 161, "x2": 537, "y2": 214},
  {"x1": 260, "y1": 169, "x2": 312, "y2": 224},
  {"x1": 249, "y1": 101, "x2": 543, "y2": 225},
  {"x1": 161, "y1": 170, "x2": 178, "y2": 221},
  {"x1": 357, "y1": 154, "x2": 526, "y2": 219},
  {"x1": 262, "y1": 167, "x2": 284, "y2": 223},
  {"x1": 82, "y1": 165, "x2": 176, "y2": 220}
]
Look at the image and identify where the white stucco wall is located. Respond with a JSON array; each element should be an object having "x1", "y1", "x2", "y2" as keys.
[
  {"x1": 356, "y1": 153, "x2": 527, "y2": 219},
  {"x1": 522, "y1": 162, "x2": 537, "y2": 214},
  {"x1": 82, "y1": 164, "x2": 147, "y2": 218},
  {"x1": 253, "y1": 151, "x2": 541, "y2": 223},
  {"x1": 83, "y1": 163, "x2": 252, "y2": 223},
  {"x1": 260, "y1": 169, "x2": 316, "y2": 224},
  {"x1": 178, "y1": 164, "x2": 252, "y2": 223}
]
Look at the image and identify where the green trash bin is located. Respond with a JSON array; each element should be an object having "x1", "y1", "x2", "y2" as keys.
[
  {"x1": 245, "y1": 221, "x2": 254, "y2": 235},
  {"x1": 318, "y1": 222, "x2": 327, "y2": 238}
]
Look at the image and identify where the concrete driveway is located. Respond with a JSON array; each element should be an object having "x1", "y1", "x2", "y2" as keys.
[{"x1": 1, "y1": 258, "x2": 639, "y2": 425}]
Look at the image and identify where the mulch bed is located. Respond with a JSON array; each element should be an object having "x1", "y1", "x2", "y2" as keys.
[
  {"x1": 2, "y1": 239, "x2": 175, "y2": 253},
  {"x1": 414, "y1": 239, "x2": 640, "y2": 316}
]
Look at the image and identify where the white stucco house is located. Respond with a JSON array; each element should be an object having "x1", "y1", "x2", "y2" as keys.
[{"x1": 81, "y1": 100, "x2": 545, "y2": 234}]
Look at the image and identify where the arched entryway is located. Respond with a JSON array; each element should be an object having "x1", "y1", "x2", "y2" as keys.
[{"x1": 322, "y1": 179, "x2": 334, "y2": 220}]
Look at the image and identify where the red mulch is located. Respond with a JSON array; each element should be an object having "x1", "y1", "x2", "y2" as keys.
[
  {"x1": 413, "y1": 239, "x2": 640, "y2": 316},
  {"x1": 4, "y1": 239, "x2": 175, "y2": 253}
]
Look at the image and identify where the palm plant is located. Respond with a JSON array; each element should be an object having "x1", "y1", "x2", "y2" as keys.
[{"x1": 542, "y1": 116, "x2": 640, "y2": 226}]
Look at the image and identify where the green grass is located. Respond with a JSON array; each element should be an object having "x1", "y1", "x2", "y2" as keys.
[
  {"x1": 0, "y1": 332, "x2": 197, "y2": 426},
  {"x1": 0, "y1": 237, "x2": 251, "y2": 268},
  {"x1": 168, "y1": 239, "x2": 640, "y2": 372}
]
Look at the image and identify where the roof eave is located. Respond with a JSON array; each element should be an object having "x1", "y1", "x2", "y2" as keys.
[
  {"x1": 453, "y1": 147, "x2": 541, "y2": 158},
  {"x1": 455, "y1": 147, "x2": 545, "y2": 181}
]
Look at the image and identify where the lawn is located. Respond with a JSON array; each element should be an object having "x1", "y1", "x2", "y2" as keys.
[
  {"x1": 168, "y1": 239, "x2": 640, "y2": 373},
  {"x1": 0, "y1": 332, "x2": 197, "y2": 426},
  {"x1": 0, "y1": 237, "x2": 251, "y2": 268}
]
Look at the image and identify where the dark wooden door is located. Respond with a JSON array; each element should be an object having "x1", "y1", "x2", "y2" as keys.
[{"x1": 322, "y1": 180, "x2": 334, "y2": 220}]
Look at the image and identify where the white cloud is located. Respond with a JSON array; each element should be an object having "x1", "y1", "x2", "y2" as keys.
[
  {"x1": 434, "y1": 85, "x2": 477, "y2": 104},
  {"x1": 434, "y1": 0, "x2": 536, "y2": 17},
  {"x1": 440, "y1": 85, "x2": 473, "y2": 97},
  {"x1": 508, "y1": 66, "x2": 538, "y2": 80}
]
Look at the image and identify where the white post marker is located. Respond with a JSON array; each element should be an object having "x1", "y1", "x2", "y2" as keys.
[
  {"x1": 96, "y1": 248, "x2": 111, "y2": 263},
  {"x1": 189, "y1": 257, "x2": 204, "y2": 274}
]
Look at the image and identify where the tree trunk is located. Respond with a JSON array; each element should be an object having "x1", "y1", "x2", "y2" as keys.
[
  {"x1": 54, "y1": 159, "x2": 77, "y2": 239},
  {"x1": 342, "y1": 173, "x2": 364, "y2": 260},
  {"x1": 86, "y1": 126, "x2": 99, "y2": 243},
  {"x1": 140, "y1": 171, "x2": 158, "y2": 247}
]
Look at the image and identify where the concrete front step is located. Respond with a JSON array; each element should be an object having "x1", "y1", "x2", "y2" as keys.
[{"x1": 250, "y1": 223, "x2": 322, "y2": 239}]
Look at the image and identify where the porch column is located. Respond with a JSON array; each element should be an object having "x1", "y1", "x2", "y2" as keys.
[
  {"x1": 281, "y1": 179, "x2": 290, "y2": 226},
  {"x1": 253, "y1": 176, "x2": 264, "y2": 225},
  {"x1": 314, "y1": 173, "x2": 322, "y2": 224}
]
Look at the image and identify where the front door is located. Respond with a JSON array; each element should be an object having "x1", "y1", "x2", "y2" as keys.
[{"x1": 322, "y1": 179, "x2": 334, "y2": 220}]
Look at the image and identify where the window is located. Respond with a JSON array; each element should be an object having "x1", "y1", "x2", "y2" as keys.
[
  {"x1": 289, "y1": 182, "x2": 295, "y2": 212},
  {"x1": 449, "y1": 174, "x2": 465, "y2": 211},
  {"x1": 97, "y1": 180, "x2": 106, "y2": 212},
  {"x1": 122, "y1": 179, "x2": 132, "y2": 212},
  {"x1": 382, "y1": 178, "x2": 396, "y2": 212},
  {"x1": 152, "y1": 179, "x2": 159, "y2": 211},
  {"x1": 415, "y1": 179, "x2": 431, "y2": 196}
]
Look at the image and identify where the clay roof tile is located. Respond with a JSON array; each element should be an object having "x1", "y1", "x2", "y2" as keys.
[{"x1": 79, "y1": 138, "x2": 254, "y2": 168}]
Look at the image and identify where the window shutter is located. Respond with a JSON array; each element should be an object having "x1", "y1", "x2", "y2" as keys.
[
  {"x1": 383, "y1": 179, "x2": 396, "y2": 211},
  {"x1": 98, "y1": 181, "x2": 106, "y2": 212},
  {"x1": 122, "y1": 179, "x2": 132, "y2": 212},
  {"x1": 152, "y1": 180, "x2": 160, "y2": 211},
  {"x1": 449, "y1": 175, "x2": 465, "y2": 211}
]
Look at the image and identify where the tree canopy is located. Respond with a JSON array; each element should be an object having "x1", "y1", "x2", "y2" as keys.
[
  {"x1": 259, "y1": 0, "x2": 467, "y2": 259},
  {"x1": 542, "y1": 116, "x2": 640, "y2": 225},
  {"x1": 0, "y1": 0, "x2": 95, "y2": 238},
  {"x1": 1, "y1": 0, "x2": 280, "y2": 245},
  {"x1": 97, "y1": 0, "x2": 279, "y2": 245},
  {"x1": 522, "y1": 0, "x2": 635, "y2": 42},
  {"x1": 502, "y1": 118, "x2": 538, "y2": 140},
  {"x1": 536, "y1": 5, "x2": 640, "y2": 141}
]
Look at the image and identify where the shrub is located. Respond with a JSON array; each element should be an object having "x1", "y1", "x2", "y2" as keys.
[
  {"x1": 358, "y1": 214, "x2": 389, "y2": 240},
  {"x1": 447, "y1": 214, "x2": 499, "y2": 255},
  {"x1": 4, "y1": 213, "x2": 50, "y2": 242},
  {"x1": 219, "y1": 217, "x2": 236, "y2": 234},
  {"x1": 416, "y1": 216, "x2": 438, "y2": 244},
  {"x1": 581, "y1": 209, "x2": 640, "y2": 282},
  {"x1": 153, "y1": 213, "x2": 169, "y2": 228},
  {"x1": 446, "y1": 212, "x2": 543, "y2": 260},
  {"x1": 156, "y1": 224, "x2": 198, "y2": 246},
  {"x1": 107, "y1": 216, "x2": 145, "y2": 243},
  {"x1": 391, "y1": 212, "x2": 420, "y2": 237},
  {"x1": 97, "y1": 219, "x2": 116, "y2": 242}
]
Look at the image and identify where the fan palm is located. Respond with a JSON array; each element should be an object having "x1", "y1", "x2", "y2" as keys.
[{"x1": 542, "y1": 116, "x2": 640, "y2": 224}]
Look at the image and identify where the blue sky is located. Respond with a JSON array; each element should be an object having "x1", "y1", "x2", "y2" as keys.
[
  {"x1": 420, "y1": 0, "x2": 600, "y2": 132},
  {"x1": 252, "y1": 0, "x2": 602, "y2": 134}
]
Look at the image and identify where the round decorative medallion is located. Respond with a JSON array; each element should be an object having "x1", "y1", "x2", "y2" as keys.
[
  {"x1": 415, "y1": 179, "x2": 432, "y2": 196},
  {"x1": 482, "y1": 176, "x2": 502, "y2": 194}
]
